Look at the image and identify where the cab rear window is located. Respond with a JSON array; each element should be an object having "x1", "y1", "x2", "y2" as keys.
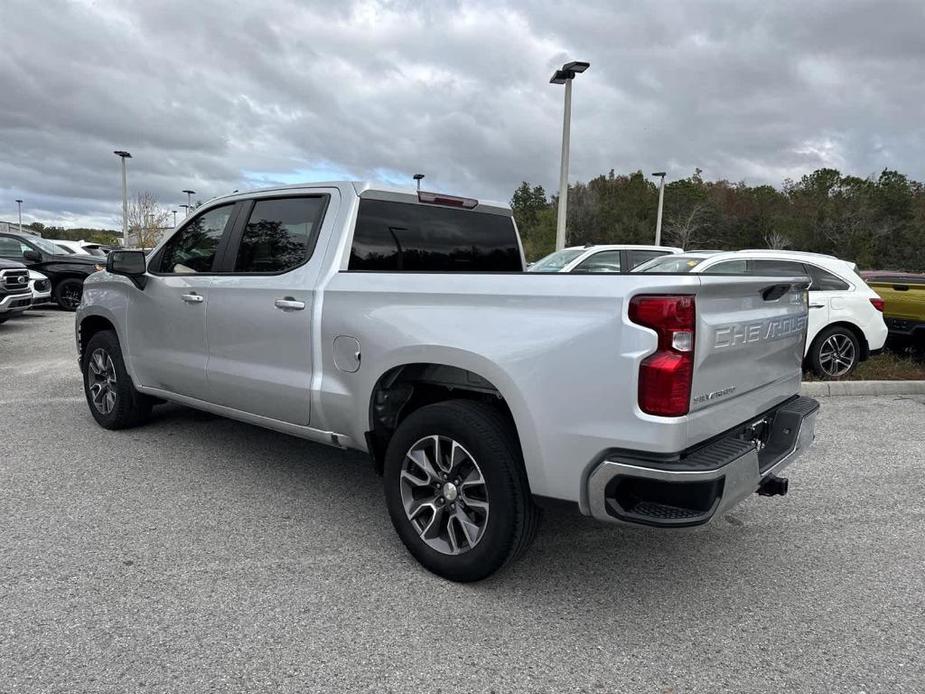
[{"x1": 349, "y1": 200, "x2": 522, "y2": 272}]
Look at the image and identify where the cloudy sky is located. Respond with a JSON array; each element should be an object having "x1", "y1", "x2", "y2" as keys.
[{"x1": 1, "y1": 0, "x2": 923, "y2": 229}]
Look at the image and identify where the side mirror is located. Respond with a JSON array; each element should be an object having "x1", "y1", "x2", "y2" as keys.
[
  {"x1": 23, "y1": 249, "x2": 41, "y2": 262},
  {"x1": 106, "y1": 250, "x2": 148, "y2": 289}
]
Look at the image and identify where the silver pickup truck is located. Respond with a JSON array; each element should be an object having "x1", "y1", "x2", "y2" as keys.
[{"x1": 76, "y1": 182, "x2": 819, "y2": 581}]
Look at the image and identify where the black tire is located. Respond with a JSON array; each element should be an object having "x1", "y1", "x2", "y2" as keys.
[
  {"x1": 383, "y1": 399, "x2": 540, "y2": 582},
  {"x1": 55, "y1": 278, "x2": 84, "y2": 311},
  {"x1": 809, "y1": 325, "x2": 861, "y2": 379},
  {"x1": 82, "y1": 329, "x2": 153, "y2": 429},
  {"x1": 0, "y1": 314, "x2": 8, "y2": 324}
]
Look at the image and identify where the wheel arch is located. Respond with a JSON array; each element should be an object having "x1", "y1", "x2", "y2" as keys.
[
  {"x1": 364, "y1": 360, "x2": 532, "y2": 483},
  {"x1": 77, "y1": 314, "x2": 118, "y2": 365}
]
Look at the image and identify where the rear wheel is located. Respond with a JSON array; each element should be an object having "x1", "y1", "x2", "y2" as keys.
[
  {"x1": 82, "y1": 330, "x2": 153, "y2": 429},
  {"x1": 809, "y1": 326, "x2": 860, "y2": 378},
  {"x1": 55, "y1": 278, "x2": 84, "y2": 311},
  {"x1": 383, "y1": 400, "x2": 539, "y2": 582}
]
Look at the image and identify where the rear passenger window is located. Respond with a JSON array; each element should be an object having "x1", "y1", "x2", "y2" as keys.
[
  {"x1": 156, "y1": 204, "x2": 234, "y2": 274},
  {"x1": 574, "y1": 250, "x2": 622, "y2": 273},
  {"x1": 706, "y1": 260, "x2": 748, "y2": 274},
  {"x1": 349, "y1": 199, "x2": 522, "y2": 272},
  {"x1": 234, "y1": 196, "x2": 327, "y2": 273},
  {"x1": 805, "y1": 264, "x2": 850, "y2": 291},
  {"x1": 749, "y1": 259, "x2": 807, "y2": 276},
  {"x1": 628, "y1": 250, "x2": 668, "y2": 269}
]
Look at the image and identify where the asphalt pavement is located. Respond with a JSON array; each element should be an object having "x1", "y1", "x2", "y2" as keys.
[{"x1": 1, "y1": 310, "x2": 923, "y2": 693}]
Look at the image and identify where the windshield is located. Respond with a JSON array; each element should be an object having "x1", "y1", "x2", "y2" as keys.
[
  {"x1": 634, "y1": 255, "x2": 707, "y2": 273},
  {"x1": 30, "y1": 236, "x2": 68, "y2": 255},
  {"x1": 528, "y1": 248, "x2": 585, "y2": 272}
]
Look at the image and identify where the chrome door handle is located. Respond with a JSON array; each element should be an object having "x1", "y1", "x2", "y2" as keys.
[
  {"x1": 181, "y1": 293, "x2": 204, "y2": 303},
  {"x1": 274, "y1": 298, "x2": 305, "y2": 311}
]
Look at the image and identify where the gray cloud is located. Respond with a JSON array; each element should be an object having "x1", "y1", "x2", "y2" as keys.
[{"x1": 1, "y1": 0, "x2": 923, "y2": 228}]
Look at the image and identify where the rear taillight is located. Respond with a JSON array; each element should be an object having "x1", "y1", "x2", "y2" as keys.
[
  {"x1": 629, "y1": 295, "x2": 695, "y2": 417},
  {"x1": 870, "y1": 297, "x2": 884, "y2": 312}
]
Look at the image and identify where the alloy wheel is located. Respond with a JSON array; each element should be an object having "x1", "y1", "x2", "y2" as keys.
[
  {"x1": 818, "y1": 333, "x2": 856, "y2": 377},
  {"x1": 87, "y1": 348, "x2": 118, "y2": 414},
  {"x1": 399, "y1": 435, "x2": 490, "y2": 555},
  {"x1": 59, "y1": 283, "x2": 83, "y2": 310}
]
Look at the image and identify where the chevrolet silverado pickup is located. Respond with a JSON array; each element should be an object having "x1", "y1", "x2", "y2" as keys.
[{"x1": 75, "y1": 182, "x2": 819, "y2": 581}]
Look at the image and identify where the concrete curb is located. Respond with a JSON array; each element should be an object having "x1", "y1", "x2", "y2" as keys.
[{"x1": 801, "y1": 380, "x2": 925, "y2": 397}]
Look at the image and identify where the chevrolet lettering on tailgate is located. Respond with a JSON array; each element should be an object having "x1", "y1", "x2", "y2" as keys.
[{"x1": 714, "y1": 315, "x2": 808, "y2": 349}]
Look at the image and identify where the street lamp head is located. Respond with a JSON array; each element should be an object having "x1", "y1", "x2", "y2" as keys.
[
  {"x1": 562, "y1": 61, "x2": 590, "y2": 73},
  {"x1": 550, "y1": 60, "x2": 590, "y2": 84},
  {"x1": 113, "y1": 150, "x2": 132, "y2": 158},
  {"x1": 15, "y1": 199, "x2": 23, "y2": 204},
  {"x1": 651, "y1": 171, "x2": 666, "y2": 178},
  {"x1": 182, "y1": 189, "x2": 196, "y2": 195},
  {"x1": 549, "y1": 70, "x2": 571, "y2": 85},
  {"x1": 413, "y1": 174, "x2": 425, "y2": 181}
]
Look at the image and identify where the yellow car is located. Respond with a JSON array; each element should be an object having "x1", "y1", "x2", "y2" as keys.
[{"x1": 862, "y1": 272, "x2": 925, "y2": 346}]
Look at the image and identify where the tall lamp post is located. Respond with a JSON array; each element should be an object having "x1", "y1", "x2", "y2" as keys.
[
  {"x1": 413, "y1": 173, "x2": 425, "y2": 191},
  {"x1": 182, "y1": 189, "x2": 196, "y2": 215},
  {"x1": 651, "y1": 171, "x2": 666, "y2": 246},
  {"x1": 172, "y1": 210, "x2": 178, "y2": 227},
  {"x1": 114, "y1": 151, "x2": 132, "y2": 246},
  {"x1": 15, "y1": 199, "x2": 23, "y2": 233},
  {"x1": 550, "y1": 60, "x2": 590, "y2": 251},
  {"x1": 179, "y1": 204, "x2": 190, "y2": 218}
]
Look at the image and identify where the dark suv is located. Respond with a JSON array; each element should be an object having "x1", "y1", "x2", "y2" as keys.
[
  {"x1": 0, "y1": 258, "x2": 32, "y2": 323},
  {"x1": 0, "y1": 231, "x2": 101, "y2": 310}
]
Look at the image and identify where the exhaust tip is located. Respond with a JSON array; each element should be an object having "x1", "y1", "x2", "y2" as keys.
[{"x1": 757, "y1": 475, "x2": 789, "y2": 497}]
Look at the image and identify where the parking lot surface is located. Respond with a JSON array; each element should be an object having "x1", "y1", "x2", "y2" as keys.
[{"x1": 1, "y1": 310, "x2": 923, "y2": 693}]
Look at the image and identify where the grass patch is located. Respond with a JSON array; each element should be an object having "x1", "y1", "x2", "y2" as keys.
[{"x1": 804, "y1": 349, "x2": 925, "y2": 381}]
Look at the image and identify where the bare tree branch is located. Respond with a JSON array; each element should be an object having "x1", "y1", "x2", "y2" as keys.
[{"x1": 127, "y1": 192, "x2": 170, "y2": 249}]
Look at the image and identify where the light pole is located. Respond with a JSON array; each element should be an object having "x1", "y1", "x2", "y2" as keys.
[
  {"x1": 114, "y1": 151, "x2": 132, "y2": 246},
  {"x1": 550, "y1": 60, "x2": 590, "y2": 251},
  {"x1": 651, "y1": 171, "x2": 666, "y2": 246},
  {"x1": 172, "y1": 210, "x2": 178, "y2": 227},
  {"x1": 413, "y1": 173, "x2": 425, "y2": 191},
  {"x1": 182, "y1": 189, "x2": 196, "y2": 215},
  {"x1": 15, "y1": 199, "x2": 23, "y2": 233},
  {"x1": 179, "y1": 204, "x2": 190, "y2": 218}
]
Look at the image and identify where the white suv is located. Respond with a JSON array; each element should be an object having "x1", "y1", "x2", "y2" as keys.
[{"x1": 636, "y1": 250, "x2": 888, "y2": 378}]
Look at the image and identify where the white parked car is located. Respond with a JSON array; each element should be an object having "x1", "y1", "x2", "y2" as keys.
[
  {"x1": 28, "y1": 269, "x2": 52, "y2": 305},
  {"x1": 50, "y1": 239, "x2": 107, "y2": 258},
  {"x1": 528, "y1": 244, "x2": 682, "y2": 273},
  {"x1": 635, "y1": 249, "x2": 888, "y2": 378}
]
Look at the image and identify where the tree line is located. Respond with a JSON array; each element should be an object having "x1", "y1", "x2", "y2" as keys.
[{"x1": 512, "y1": 168, "x2": 925, "y2": 271}]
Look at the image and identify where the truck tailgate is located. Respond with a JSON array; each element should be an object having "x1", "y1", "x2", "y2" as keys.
[{"x1": 690, "y1": 275, "x2": 809, "y2": 417}]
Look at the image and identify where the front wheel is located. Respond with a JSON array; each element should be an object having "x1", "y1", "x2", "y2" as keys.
[
  {"x1": 383, "y1": 400, "x2": 540, "y2": 582},
  {"x1": 55, "y1": 278, "x2": 84, "y2": 311},
  {"x1": 82, "y1": 329, "x2": 153, "y2": 429},
  {"x1": 809, "y1": 326, "x2": 860, "y2": 379}
]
